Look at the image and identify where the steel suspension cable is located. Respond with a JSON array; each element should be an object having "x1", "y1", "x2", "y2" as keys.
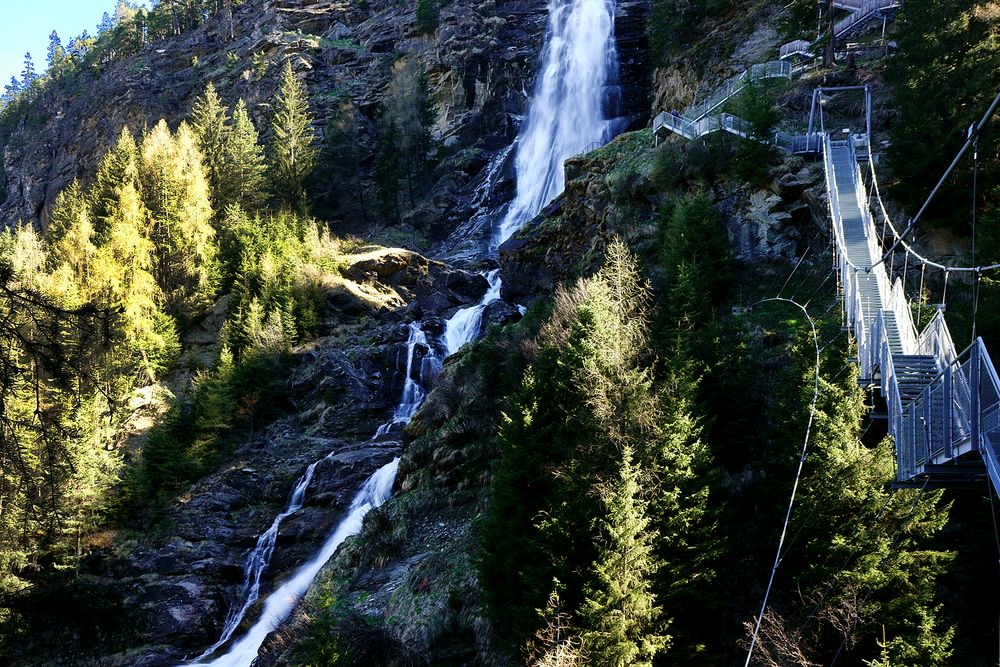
[
  {"x1": 972, "y1": 133, "x2": 980, "y2": 343},
  {"x1": 744, "y1": 297, "x2": 821, "y2": 667},
  {"x1": 868, "y1": 89, "x2": 1000, "y2": 274}
]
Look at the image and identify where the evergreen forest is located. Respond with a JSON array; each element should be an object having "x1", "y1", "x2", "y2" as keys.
[{"x1": 0, "y1": 0, "x2": 997, "y2": 665}]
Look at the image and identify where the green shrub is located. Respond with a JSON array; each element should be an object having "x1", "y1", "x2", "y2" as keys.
[{"x1": 415, "y1": 0, "x2": 439, "y2": 33}]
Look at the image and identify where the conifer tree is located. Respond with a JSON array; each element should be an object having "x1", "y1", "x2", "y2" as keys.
[
  {"x1": 269, "y1": 61, "x2": 317, "y2": 211},
  {"x1": 46, "y1": 181, "x2": 95, "y2": 279},
  {"x1": 375, "y1": 119, "x2": 402, "y2": 222},
  {"x1": 139, "y1": 120, "x2": 217, "y2": 313},
  {"x1": 415, "y1": 0, "x2": 439, "y2": 33},
  {"x1": 91, "y1": 127, "x2": 140, "y2": 241},
  {"x1": 384, "y1": 58, "x2": 437, "y2": 207},
  {"x1": 189, "y1": 82, "x2": 230, "y2": 202},
  {"x1": 220, "y1": 99, "x2": 266, "y2": 211},
  {"x1": 312, "y1": 100, "x2": 365, "y2": 218},
  {"x1": 47, "y1": 31, "x2": 66, "y2": 70},
  {"x1": 91, "y1": 181, "x2": 172, "y2": 378},
  {"x1": 480, "y1": 242, "x2": 708, "y2": 657},
  {"x1": 579, "y1": 445, "x2": 666, "y2": 667}
]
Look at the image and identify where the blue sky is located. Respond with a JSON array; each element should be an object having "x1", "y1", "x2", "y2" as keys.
[{"x1": 0, "y1": 0, "x2": 124, "y2": 87}]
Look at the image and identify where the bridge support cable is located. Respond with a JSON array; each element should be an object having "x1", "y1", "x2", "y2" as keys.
[
  {"x1": 871, "y1": 88, "x2": 1000, "y2": 273},
  {"x1": 743, "y1": 297, "x2": 822, "y2": 667}
]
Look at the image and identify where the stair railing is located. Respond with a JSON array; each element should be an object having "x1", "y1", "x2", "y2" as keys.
[
  {"x1": 834, "y1": 0, "x2": 901, "y2": 38},
  {"x1": 683, "y1": 61, "x2": 791, "y2": 121}
]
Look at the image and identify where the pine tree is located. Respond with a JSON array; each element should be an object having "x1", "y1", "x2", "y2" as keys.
[
  {"x1": 415, "y1": 0, "x2": 439, "y2": 33},
  {"x1": 374, "y1": 119, "x2": 402, "y2": 221},
  {"x1": 47, "y1": 32, "x2": 66, "y2": 70},
  {"x1": 311, "y1": 100, "x2": 365, "y2": 218},
  {"x1": 220, "y1": 99, "x2": 266, "y2": 211},
  {"x1": 579, "y1": 446, "x2": 666, "y2": 667},
  {"x1": 269, "y1": 61, "x2": 317, "y2": 211},
  {"x1": 384, "y1": 59, "x2": 437, "y2": 207},
  {"x1": 189, "y1": 82, "x2": 230, "y2": 203},
  {"x1": 20, "y1": 53, "x2": 38, "y2": 98}
]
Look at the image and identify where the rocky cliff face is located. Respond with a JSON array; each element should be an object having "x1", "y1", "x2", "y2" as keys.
[
  {"x1": 0, "y1": 0, "x2": 658, "y2": 662},
  {"x1": 1, "y1": 0, "x2": 652, "y2": 241},
  {"x1": 0, "y1": 0, "x2": 550, "y2": 232},
  {"x1": 41, "y1": 250, "x2": 489, "y2": 667}
]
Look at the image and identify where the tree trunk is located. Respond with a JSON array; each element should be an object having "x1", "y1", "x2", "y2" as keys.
[{"x1": 223, "y1": 0, "x2": 234, "y2": 41}]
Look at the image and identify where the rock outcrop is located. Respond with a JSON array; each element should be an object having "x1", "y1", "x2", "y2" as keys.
[{"x1": 43, "y1": 249, "x2": 488, "y2": 665}]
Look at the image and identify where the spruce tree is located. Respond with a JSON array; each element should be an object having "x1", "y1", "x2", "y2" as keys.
[
  {"x1": 269, "y1": 61, "x2": 317, "y2": 211},
  {"x1": 579, "y1": 445, "x2": 666, "y2": 667},
  {"x1": 220, "y1": 99, "x2": 266, "y2": 211},
  {"x1": 189, "y1": 82, "x2": 230, "y2": 203},
  {"x1": 90, "y1": 127, "x2": 140, "y2": 241}
]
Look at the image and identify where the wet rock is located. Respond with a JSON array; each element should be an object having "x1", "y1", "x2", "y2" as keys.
[
  {"x1": 484, "y1": 299, "x2": 522, "y2": 327},
  {"x1": 445, "y1": 271, "x2": 490, "y2": 301}
]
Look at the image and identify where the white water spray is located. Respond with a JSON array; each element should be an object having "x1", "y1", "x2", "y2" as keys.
[
  {"x1": 188, "y1": 0, "x2": 622, "y2": 660},
  {"x1": 494, "y1": 0, "x2": 619, "y2": 246},
  {"x1": 188, "y1": 459, "x2": 400, "y2": 667},
  {"x1": 444, "y1": 270, "x2": 502, "y2": 355},
  {"x1": 190, "y1": 460, "x2": 323, "y2": 662},
  {"x1": 374, "y1": 322, "x2": 433, "y2": 438}
]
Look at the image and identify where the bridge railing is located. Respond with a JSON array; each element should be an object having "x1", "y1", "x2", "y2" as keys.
[
  {"x1": 684, "y1": 61, "x2": 791, "y2": 121},
  {"x1": 834, "y1": 0, "x2": 901, "y2": 38},
  {"x1": 897, "y1": 339, "x2": 1000, "y2": 485},
  {"x1": 869, "y1": 311, "x2": 907, "y2": 474},
  {"x1": 917, "y1": 310, "x2": 959, "y2": 365},
  {"x1": 826, "y1": 131, "x2": 1000, "y2": 491},
  {"x1": 652, "y1": 111, "x2": 710, "y2": 140},
  {"x1": 824, "y1": 137, "x2": 874, "y2": 370},
  {"x1": 779, "y1": 39, "x2": 813, "y2": 60}
]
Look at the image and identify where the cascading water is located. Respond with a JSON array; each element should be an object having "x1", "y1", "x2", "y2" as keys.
[
  {"x1": 187, "y1": 0, "x2": 622, "y2": 661},
  {"x1": 444, "y1": 270, "x2": 502, "y2": 355},
  {"x1": 190, "y1": 460, "x2": 324, "y2": 662},
  {"x1": 188, "y1": 459, "x2": 400, "y2": 667},
  {"x1": 494, "y1": 0, "x2": 621, "y2": 246},
  {"x1": 374, "y1": 322, "x2": 433, "y2": 439}
]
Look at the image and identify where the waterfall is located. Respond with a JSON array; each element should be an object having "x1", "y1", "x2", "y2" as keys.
[
  {"x1": 187, "y1": 459, "x2": 400, "y2": 667},
  {"x1": 373, "y1": 322, "x2": 432, "y2": 439},
  {"x1": 444, "y1": 270, "x2": 502, "y2": 355},
  {"x1": 190, "y1": 460, "x2": 324, "y2": 662},
  {"x1": 494, "y1": 0, "x2": 620, "y2": 246},
  {"x1": 187, "y1": 0, "x2": 622, "y2": 661}
]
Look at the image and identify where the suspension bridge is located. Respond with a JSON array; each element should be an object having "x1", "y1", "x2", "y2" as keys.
[
  {"x1": 650, "y1": 33, "x2": 1000, "y2": 495},
  {"x1": 825, "y1": 133, "x2": 1000, "y2": 491}
]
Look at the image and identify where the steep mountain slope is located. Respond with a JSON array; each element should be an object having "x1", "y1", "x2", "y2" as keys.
[{"x1": 1, "y1": 0, "x2": 997, "y2": 665}]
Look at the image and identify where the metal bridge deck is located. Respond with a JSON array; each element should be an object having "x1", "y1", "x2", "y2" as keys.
[{"x1": 824, "y1": 137, "x2": 1000, "y2": 494}]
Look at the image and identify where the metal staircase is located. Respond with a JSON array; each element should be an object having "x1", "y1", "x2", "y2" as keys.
[
  {"x1": 778, "y1": 0, "x2": 902, "y2": 63},
  {"x1": 652, "y1": 61, "x2": 796, "y2": 145},
  {"x1": 824, "y1": 134, "x2": 1000, "y2": 493}
]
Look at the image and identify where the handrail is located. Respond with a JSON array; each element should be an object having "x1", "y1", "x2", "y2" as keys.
[
  {"x1": 684, "y1": 61, "x2": 791, "y2": 121},
  {"x1": 779, "y1": 40, "x2": 813, "y2": 60},
  {"x1": 834, "y1": 0, "x2": 901, "y2": 38},
  {"x1": 825, "y1": 130, "x2": 1000, "y2": 494}
]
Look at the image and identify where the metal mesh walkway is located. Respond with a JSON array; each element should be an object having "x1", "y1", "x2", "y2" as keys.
[{"x1": 824, "y1": 135, "x2": 1000, "y2": 493}]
